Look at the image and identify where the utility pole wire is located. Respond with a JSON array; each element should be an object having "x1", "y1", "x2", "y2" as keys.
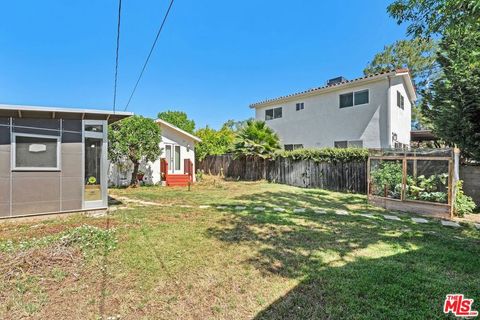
[
  {"x1": 113, "y1": 0, "x2": 122, "y2": 113},
  {"x1": 124, "y1": 0, "x2": 175, "y2": 111}
]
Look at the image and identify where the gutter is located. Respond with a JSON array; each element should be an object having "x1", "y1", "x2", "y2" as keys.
[{"x1": 387, "y1": 76, "x2": 392, "y2": 148}]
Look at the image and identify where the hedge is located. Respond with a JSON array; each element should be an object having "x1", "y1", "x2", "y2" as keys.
[{"x1": 273, "y1": 147, "x2": 369, "y2": 163}]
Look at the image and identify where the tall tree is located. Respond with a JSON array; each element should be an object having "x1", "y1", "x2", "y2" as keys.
[
  {"x1": 364, "y1": 38, "x2": 438, "y2": 128},
  {"x1": 424, "y1": 25, "x2": 480, "y2": 160},
  {"x1": 108, "y1": 116, "x2": 162, "y2": 186},
  {"x1": 223, "y1": 118, "x2": 254, "y2": 132},
  {"x1": 387, "y1": 0, "x2": 479, "y2": 38},
  {"x1": 158, "y1": 110, "x2": 195, "y2": 134},
  {"x1": 233, "y1": 120, "x2": 280, "y2": 159},
  {"x1": 387, "y1": 0, "x2": 480, "y2": 159}
]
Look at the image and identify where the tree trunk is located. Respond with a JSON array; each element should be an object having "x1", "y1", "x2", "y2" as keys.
[{"x1": 130, "y1": 161, "x2": 140, "y2": 187}]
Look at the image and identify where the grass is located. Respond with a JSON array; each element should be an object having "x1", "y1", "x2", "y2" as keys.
[{"x1": 0, "y1": 176, "x2": 479, "y2": 319}]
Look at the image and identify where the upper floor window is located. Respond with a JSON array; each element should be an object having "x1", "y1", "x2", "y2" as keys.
[
  {"x1": 296, "y1": 103, "x2": 304, "y2": 111},
  {"x1": 334, "y1": 140, "x2": 363, "y2": 148},
  {"x1": 265, "y1": 107, "x2": 282, "y2": 120},
  {"x1": 339, "y1": 89, "x2": 369, "y2": 108},
  {"x1": 284, "y1": 144, "x2": 303, "y2": 151},
  {"x1": 397, "y1": 91, "x2": 405, "y2": 110}
]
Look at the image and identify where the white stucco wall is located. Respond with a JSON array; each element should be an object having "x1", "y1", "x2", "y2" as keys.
[
  {"x1": 389, "y1": 76, "x2": 412, "y2": 146},
  {"x1": 253, "y1": 75, "x2": 412, "y2": 149},
  {"x1": 109, "y1": 123, "x2": 197, "y2": 186}
]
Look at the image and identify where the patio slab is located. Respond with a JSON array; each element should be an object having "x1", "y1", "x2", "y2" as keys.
[
  {"x1": 412, "y1": 217, "x2": 429, "y2": 224},
  {"x1": 383, "y1": 215, "x2": 401, "y2": 221},
  {"x1": 359, "y1": 213, "x2": 375, "y2": 218},
  {"x1": 441, "y1": 220, "x2": 460, "y2": 228}
]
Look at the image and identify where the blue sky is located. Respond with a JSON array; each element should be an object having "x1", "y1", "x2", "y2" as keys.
[{"x1": 0, "y1": 0, "x2": 407, "y2": 129}]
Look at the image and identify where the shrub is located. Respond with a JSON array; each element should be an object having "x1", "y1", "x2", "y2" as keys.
[
  {"x1": 454, "y1": 180, "x2": 476, "y2": 217},
  {"x1": 274, "y1": 147, "x2": 369, "y2": 163}
]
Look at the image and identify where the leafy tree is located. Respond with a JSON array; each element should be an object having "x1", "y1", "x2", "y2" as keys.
[
  {"x1": 424, "y1": 25, "x2": 480, "y2": 160},
  {"x1": 195, "y1": 125, "x2": 235, "y2": 160},
  {"x1": 387, "y1": 0, "x2": 479, "y2": 38},
  {"x1": 233, "y1": 120, "x2": 280, "y2": 159},
  {"x1": 157, "y1": 110, "x2": 195, "y2": 134},
  {"x1": 108, "y1": 116, "x2": 162, "y2": 186},
  {"x1": 223, "y1": 118, "x2": 254, "y2": 132},
  {"x1": 364, "y1": 38, "x2": 438, "y2": 128}
]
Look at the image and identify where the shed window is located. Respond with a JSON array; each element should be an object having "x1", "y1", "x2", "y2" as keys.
[{"x1": 13, "y1": 134, "x2": 60, "y2": 170}]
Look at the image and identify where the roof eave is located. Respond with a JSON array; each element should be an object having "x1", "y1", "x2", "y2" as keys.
[{"x1": 155, "y1": 119, "x2": 202, "y2": 143}]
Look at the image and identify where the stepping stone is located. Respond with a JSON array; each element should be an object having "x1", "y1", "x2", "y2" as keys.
[
  {"x1": 383, "y1": 215, "x2": 401, "y2": 221},
  {"x1": 199, "y1": 205, "x2": 211, "y2": 209},
  {"x1": 335, "y1": 210, "x2": 349, "y2": 215},
  {"x1": 179, "y1": 205, "x2": 193, "y2": 208},
  {"x1": 474, "y1": 223, "x2": 480, "y2": 230},
  {"x1": 412, "y1": 217, "x2": 429, "y2": 224},
  {"x1": 253, "y1": 207, "x2": 265, "y2": 211},
  {"x1": 314, "y1": 209, "x2": 327, "y2": 214},
  {"x1": 359, "y1": 213, "x2": 375, "y2": 218},
  {"x1": 441, "y1": 220, "x2": 460, "y2": 228},
  {"x1": 216, "y1": 206, "x2": 227, "y2": 209},
  {"x1": 293, "y1": 208, "x2": 306, "y2": 213},
  {"x1": 273, "y1": 207, "x2": 285, "y2": 212},
  {"x1": 234, "y1": 206, "x2": 246, "y2": 210}
]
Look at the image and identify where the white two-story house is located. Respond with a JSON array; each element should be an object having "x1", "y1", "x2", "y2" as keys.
[{"x1": 250, "y1": 69, "x2": 416, "y2": 150}]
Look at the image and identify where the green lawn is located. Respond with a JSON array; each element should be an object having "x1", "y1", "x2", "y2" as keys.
[{"x1": 1, "y1": 177, "x2": 479, "y2": 319}]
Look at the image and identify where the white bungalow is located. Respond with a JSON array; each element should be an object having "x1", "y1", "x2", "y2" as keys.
[{"x1": 109, "y1": 118, "x2": 201, "y2": 187}]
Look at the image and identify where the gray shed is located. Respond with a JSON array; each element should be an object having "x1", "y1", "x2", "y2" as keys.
[{"x1": 0, "y1": 104, "x2": 132, "y2": 218}]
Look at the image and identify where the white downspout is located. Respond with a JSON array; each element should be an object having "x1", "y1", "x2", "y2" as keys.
[{"x1": 386, "y1": 76, "x2": 392, "y2": 148}]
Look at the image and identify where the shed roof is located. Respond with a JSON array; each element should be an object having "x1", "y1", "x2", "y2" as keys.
[
  {"x1": 155, "y1": 118, "x2": 202, "y2": 143},
  {"x1": 0, "y1": 104, "x2": 133, "y2": 123}
]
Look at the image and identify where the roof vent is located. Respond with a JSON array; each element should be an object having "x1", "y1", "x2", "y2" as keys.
[{"x1": 327, "y1": 76, "x2": 347, "y2": 86}]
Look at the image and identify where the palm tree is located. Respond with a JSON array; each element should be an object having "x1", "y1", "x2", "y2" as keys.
[{"x1": 233, "y1": 120, "x2": 280, "y2": 158}]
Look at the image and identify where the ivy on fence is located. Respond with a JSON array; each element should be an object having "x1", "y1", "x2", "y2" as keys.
[{"x1": 273, "y1": 148, "x2": 369, "y2": 163}]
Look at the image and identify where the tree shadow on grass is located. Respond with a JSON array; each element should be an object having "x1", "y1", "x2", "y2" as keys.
[
  {"x1": 232, "y1": 190, "x2": 370, "y2": 213},
  {"x1": 207, "y1": 190, "x2": 480, "y2": 319}
]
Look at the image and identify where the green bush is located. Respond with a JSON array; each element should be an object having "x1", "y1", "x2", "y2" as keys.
[
  {"x1": 274, "y1": 147, "x2": 369, "y2": 163},
  {"x1": 370, "y1": 161, "x2": 403, "y2": 198},
  {"x1": 454, "y1": 180, "x2": 476, "y2": 217}
]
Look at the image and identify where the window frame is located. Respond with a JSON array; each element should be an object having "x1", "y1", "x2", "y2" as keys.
[
  {"x1": 397, "y1": 91, "x2": 405, "y2": 110},
  {"x1": 296, "y1": 102, "x2": 304, "y2": 111},
  {"x1": 353, "y1": 89, "x2": 369, "y2": 106},
  {"x1": 334, "y1": 141, "x2": 348, "y2": 148},
  {"x1": 265, "y1": 107, "x2": 283, "y2": 120},
  {"x1": 11, "y1": 132, "x2": 61, "y2": 171},
  {"x1": 339, "y1": 89, "x2": 370, "y2": 108}
]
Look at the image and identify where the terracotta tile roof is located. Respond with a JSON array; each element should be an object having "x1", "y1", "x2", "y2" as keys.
[{"x1": 249, "y1": 68, "x2": 411, "y2": 108}]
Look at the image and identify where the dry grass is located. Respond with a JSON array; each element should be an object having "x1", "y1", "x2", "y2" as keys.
[{"x1": 1, "y1": 177, "x2": 479, "y2": 319}]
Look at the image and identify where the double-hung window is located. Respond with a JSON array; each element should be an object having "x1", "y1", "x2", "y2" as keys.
[{"x1": 12, "y1": 133, "x2": 60, "y2": 170}]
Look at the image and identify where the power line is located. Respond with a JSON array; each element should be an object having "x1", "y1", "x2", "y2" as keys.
[
  {"x1": 112, "y1": 0, "x2": 122, "y2": 113},
  {"x1": 124, "y1": 0, "x2": 175, "y2": 111}
]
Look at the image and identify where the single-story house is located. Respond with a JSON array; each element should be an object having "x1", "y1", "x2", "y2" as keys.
[
  {"x1": 0, "y1": 104, "x2": 132, "y2": 219},
  {"x1": 109, "y1": 118, "x2": 202, "y2": 187}
]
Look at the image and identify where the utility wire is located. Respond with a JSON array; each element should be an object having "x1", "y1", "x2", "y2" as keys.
[
  {"x1": 124, "y1": 0, "x2": 175, "y2": 111},
  {"x1": 113, "y1": 0, "x2": 122, "y2": 113}
]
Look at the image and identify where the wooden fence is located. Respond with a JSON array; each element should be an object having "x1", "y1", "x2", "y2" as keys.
[{"x1": 197, "y1": 154, "x2": 367, "y2": 194}]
